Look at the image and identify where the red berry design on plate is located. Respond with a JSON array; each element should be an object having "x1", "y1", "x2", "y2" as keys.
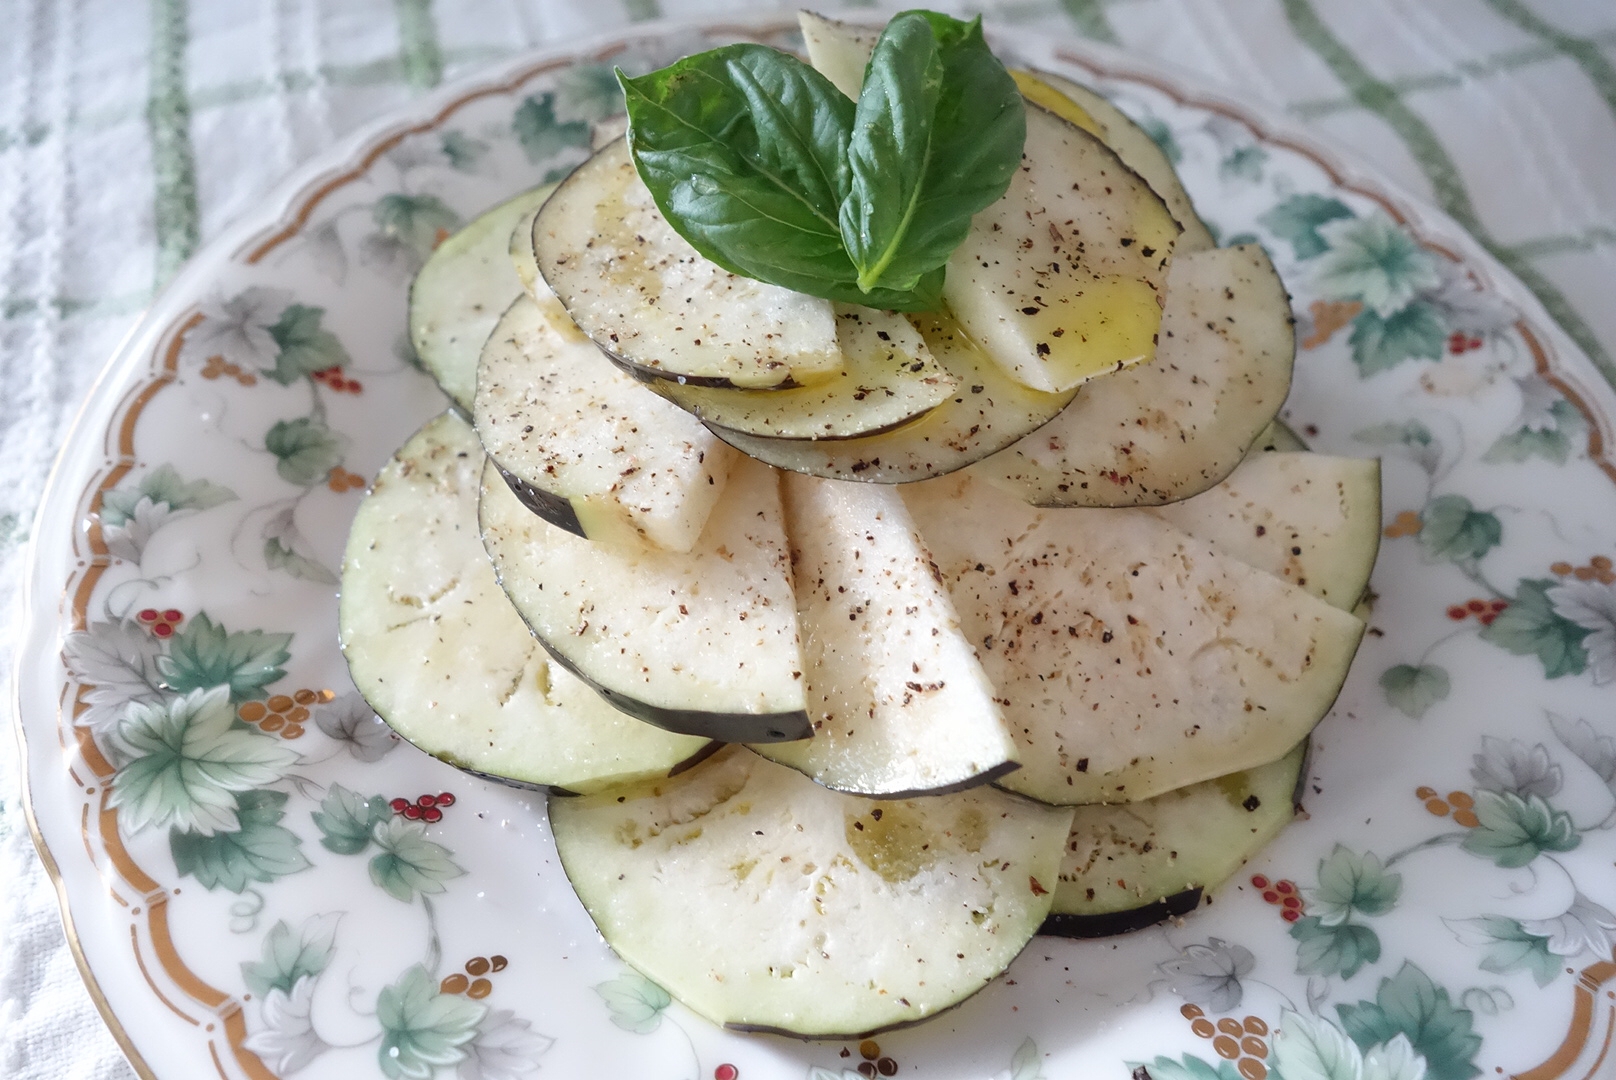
[
  {"x1": 437, "y1": 792, "x2": 456, "y2": 807},
  {"x1": 136, "y1": 607, "x2": 184, "y2": 637},
  {"x1": 390, "y1": 798, "x2": 409, "y2": 813},
  {"x1": 1256, "y1": 878, "x2": 1304, "y2": 919},
  {"x1": 714, "y1": 1066, "x2": 739, "y2": 1080}
]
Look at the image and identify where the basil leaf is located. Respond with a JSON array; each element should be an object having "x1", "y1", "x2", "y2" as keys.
[
  {"x1": 619, "y1": 46, "x2": 856, "y2": 293},
  {"x1": 840, "y1": 12, "x2": 1025, "y2": 296}
]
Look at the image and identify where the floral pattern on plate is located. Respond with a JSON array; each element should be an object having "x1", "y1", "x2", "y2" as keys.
[{"x1": 15, "y1": 16, "x2": 1616, "y2": 1080}]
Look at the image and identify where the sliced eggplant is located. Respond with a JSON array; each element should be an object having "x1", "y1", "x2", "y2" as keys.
[
  {"x1": 408, "y1": 184, "x2": 556, "y2": 411},
  {"x1": 901, "y1": 471, "x2": 1364, "y2": 805},
  {"x1": 655, "y1": 306, "x2": 957, "y2": 441},
  {"x1": 509, "y1": 202, "x2": 544, "y2": 296},
  {"x1": 710, "y1": 310, "x2": 1076, "y2": 483},
  {"x1": 750, "y1": 474, "x2": 1018, "y2": 797},
  {"x1": 1042, "y1": 741, "x2": 1306, "y2": 937},
  {"x1": 479, "y1": 454, "x2": 809, "y2": 743},
  {"x1": 338, "y1": 413, "x2": 712, "y2": 793},
  {"x1": 944, "y1": 101, "x2": 1179, "y2": 394},
  {"x1": 533, "y1": 138, "x2": 841, "y2": 389},
  {"x1": 474, "y1": 294, "x2": 737, "y2": 553},
  {"x1": 1147, "y1": 452, "x2": 1382, "y2": 611},
  {"x1": 550, "y1": 745, "x2": 1073, "y2": 1037},
  {"x1": 798, "y1": 11, "x2": 874, "y2": 100},
  {"x1": 800, "y1": 11, "x2": 1180, "y2": 394},
  {"x1": 973, "y1": 243, "x2": 1294, "y2": 507},
  {"x1": 1248, "y1": 418, "x2": 1309, "y2": 455},
  {"x1": 1015, "y1": 69, "x2": 1216, "y2": 254}
]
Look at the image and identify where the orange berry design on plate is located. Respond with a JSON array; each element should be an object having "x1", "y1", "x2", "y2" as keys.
[
  {"x1": 328, "y1": 467, "x2": 366, "y2": 493},
  {"x1": 440, "y1": 954, "x2": 507, "y2": 998},
  {"x1": 1181, "y1": 1005, "x2": 1272, "y2": 1079},
  {"x1": 1383, "y1": 510, "x2": 1421, "y2": 539},
  {"x1": 200, "y1": 354, "x2": 257, "y2": 386},
  {"x1": 1415, "y1": 786, "x2": 1479, "y2": 828},
  {"x1": 1551, "y1": 555, "x2": 1614, "y2": 585},
  {"x1": 237, "y1": 687, "x2": 332, "y2": 740}
]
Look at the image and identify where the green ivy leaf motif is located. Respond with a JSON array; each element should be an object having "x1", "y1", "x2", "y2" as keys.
[
  {"x1": 513, "y1": 92, "x2": 591, "y2": 170},
  {"x1": 368, "y1": 817, "x2": 464, "y2": 902},
  {"x1": 157, "y1": 612, "x2": 293, "y2": 703},
  {"x1": 1310, "y1": 845, "x2": 1402, "y2": 925},
  {"x1": 1314, "y1": 213, "x2": 1443, "y2": 315},
  {"x1": 1008, "y1": 1037, "x2": 1045, "y2": 1080},
  {"x1": 553, "y1": 62, "x2": 627, "y2": 123},
  {"x1": 1353, "y1": 419, "x2": 1441, "y2": 474},
  {"x1": 1380, "y1": 664, "x2": 1450, "y2": 719},
  {"x1": 1219, "y1": 145, "x2": 1267, "y2": 183},
  {"x1": 1460, "y1": 789, "x2": 1580, "y2": 868},
  {"x1": 595, "y1": 971, "x2": 671, "y2": 1034},
  {"x1": 1257, "y1": 193, "x2": 1353, "y2": 260},
  {"x1": 264, "y1": 416, "x2": 350, "y2": 488},
  {"x1": 1349, "y1": 303, "x2": 1446, "y2": 377},
  {"x1": 1135, "y1": 115, "x2": 1182, "y2": 165},
  {"x1": 111, "y1": 686, "x2": 298, "y2": 835},
  {"x1": 376, "y1": 965, "x2": 486, "y2": 1079},
  {"x1": 169, "y1": 789, "x2": 311, "y2": 891},
  {"x1": 1479, "y1": 579, "x2": 1591, "y2": 679},
  {"x1": 1123, "y1": 1055, "x2": 1240, "y2": 1080},
  {"x1": 1290, "y1": 916, "x2": 1382, "y2": 979},
  {"x1": 241, "y1": 913, "x2": 341, "y2": 996},
  {"x1": 263, "y1": 507, "x2": 338, "y2": 584},
  {"x1": 1483, "y1": 400, "x2": 1584, "y2": 465},
  {"x1": 1418, "y1": 495, "x2": 1501, "y2": 564},
  {"x1": 1270, "y1": 1010, "x2": 1364, "y2": 1080},
  {"x1": 100, "y1": 464, "x2": 236, "y2": 527},
  {"x1": 1449, "y1": 916, "x2": 1561, "y2": 987},
  {"x1": 375, "y1": 194, "x2": 461, "y2": 261},
  {"x1": 1337, "y1": 962, "x2": 1482, "y2": 1080},
  {"x1": 312, "y1": 783, "x2": 390, "y2": 855},
  {"x1": 263, "y1": 304, "x2": 351, "y2": 385},
  {"x1": 438, "y1": 131, "x2": 488, "y2": 171}
]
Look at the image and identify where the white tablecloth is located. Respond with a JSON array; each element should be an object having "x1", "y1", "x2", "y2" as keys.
[{"x1": 3, "y1": 0, "x2": 1613, "y2": 1075}]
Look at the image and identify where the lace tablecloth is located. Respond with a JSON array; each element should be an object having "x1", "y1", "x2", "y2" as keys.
[{"x1": 3, "y1": 0, "x2": 1613, "y2": 1076}]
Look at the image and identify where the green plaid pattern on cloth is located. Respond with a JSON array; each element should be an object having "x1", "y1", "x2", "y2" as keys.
[{"x1": 1, "y1": 1, "x2": 1612, "y2": 1075}]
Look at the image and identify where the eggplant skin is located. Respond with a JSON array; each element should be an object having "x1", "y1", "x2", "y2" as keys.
[
  {"x1": 495, "y1": 462, "x2": 585, "y2": 538},
  {"x1": 530, "y1": 634, "x2": 813, "y2": 743},
  {"x1": 434, "y1": 738, "x2": 722, "y2": 797},
  {"x1": 1038, "y1": 888, "x2": 1203, "y2": 939}
]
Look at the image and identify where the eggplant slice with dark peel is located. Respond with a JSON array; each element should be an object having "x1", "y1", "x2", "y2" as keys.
[
  {"x1": 338, "y1": 412, "x2": 713, "y2": 793},
  {"x1": 550, "y1": 745, "x2": 1073, "y2": 1037},
  {"x1": 474, "y1": 293, "x2": 738, "y2": 553},
  {"x1": 479, "y1": 453, "x2": 811, "y2": 743},
  {"x1": 1041, "y1": 741, "x2": 1307, "y2": 937},
  {"x1": 533, "y1": 138, "x2": 842, "y2": 389},
  {"x1": 749, "y1": 473, "x2": 1019, "y2": 797}
]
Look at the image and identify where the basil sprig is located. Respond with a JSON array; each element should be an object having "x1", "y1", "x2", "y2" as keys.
[{"x1": 618, "y1": 11, "x2": 1024, "y2": 311}]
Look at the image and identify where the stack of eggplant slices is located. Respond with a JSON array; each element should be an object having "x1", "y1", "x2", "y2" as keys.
[{"x1": 340, "y1": 11, "x2": 1379, "y2": 1040}]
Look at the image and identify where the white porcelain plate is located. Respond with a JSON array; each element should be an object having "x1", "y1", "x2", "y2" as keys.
[{"x1": 15, "y1": 15, "x2": 1616, "y2": 1080}]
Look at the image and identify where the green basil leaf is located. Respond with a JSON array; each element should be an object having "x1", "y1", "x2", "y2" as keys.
[
  {"x1": 619, "y1": 45, "x2": 857, "y2": 293},
  {"x1": 840, "y1": 11, "x2": 1024, "y2": 296}
]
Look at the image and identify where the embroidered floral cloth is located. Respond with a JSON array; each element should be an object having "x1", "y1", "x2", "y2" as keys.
[{"x1": 2, "y1": 1, "x2": 1613, "y2": 1078}]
